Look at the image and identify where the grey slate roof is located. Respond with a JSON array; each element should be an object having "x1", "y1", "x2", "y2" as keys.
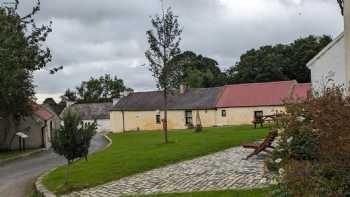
[
  {"x1": 112, "y1": 87, "x2": 224, "y2": 111},
  {"x1": 69, "y1": 102, "x2": 113, "y2": 120}
]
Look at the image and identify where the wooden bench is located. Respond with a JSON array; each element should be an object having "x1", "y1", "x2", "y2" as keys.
[{"x1": 242, "y1": 129, "x2": 278, "y2": 160}]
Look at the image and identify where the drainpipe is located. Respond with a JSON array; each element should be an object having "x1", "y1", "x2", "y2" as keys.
[
  {"x1": 41, "y1": 120, "x2": 47, "y2": 148},
  {"x1": 122, "y1": 111, "x2": 125, "y2": 133},
  {"x1": 344, "y1": 1, "x2": 350, "y2": 93}
]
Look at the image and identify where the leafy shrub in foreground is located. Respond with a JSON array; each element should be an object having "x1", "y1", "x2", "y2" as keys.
[{"x1": 268, "y1": 86, "x2": 350, "y2": 196}]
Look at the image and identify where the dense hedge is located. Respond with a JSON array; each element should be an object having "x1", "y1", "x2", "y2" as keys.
[{"x1": 267, "y1": 86, "x2": 350, "y2": 196}]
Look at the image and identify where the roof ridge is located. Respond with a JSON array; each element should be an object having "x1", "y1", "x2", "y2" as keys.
[
  {"x1": 74, "y1": 102, "x2": 113, "y2": 105},
  {"x1": 224, "y1": 80, "x2": 295, "y2": 87},
  {"x1": 307, "y1": 32, "x2": 344, "y2": 68}
]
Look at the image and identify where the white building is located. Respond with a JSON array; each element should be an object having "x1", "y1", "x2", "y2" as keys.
[
  {"x1": 61, "y1": 102, "x2": 113, "y2": 132},
  {"x1": 307, "y1": 33, "x2": 346, "y2": 92},
  {"x1": 308, "y1": 2, "x2": 350, "y2": 94}
]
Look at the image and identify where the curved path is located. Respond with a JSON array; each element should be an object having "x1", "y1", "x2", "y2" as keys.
[
  {"x1": 0, "y1": 134, "x2": 109, "y2": 197},
  {"x1": 67, "y1": 146, "x2": 271, "y2": 197}
]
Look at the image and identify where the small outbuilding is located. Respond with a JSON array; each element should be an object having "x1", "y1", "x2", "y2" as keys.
[
  {"x1": 61, "y1": 102, "x2": 114, "y2": 132},
  {"x1": 0, "y1": 102, "x2": 60, "y2": 150}
]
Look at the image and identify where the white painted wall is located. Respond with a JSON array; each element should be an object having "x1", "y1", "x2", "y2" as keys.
[
  {"x1": 345, "y1": 1, "x2": 350, "y2": 91},
  {"x1": 308, "y1": 35, "x2": 346, "y2": 93},
  {"x1": 83, "y1": 119, "x2": 111, "y2": 132}
]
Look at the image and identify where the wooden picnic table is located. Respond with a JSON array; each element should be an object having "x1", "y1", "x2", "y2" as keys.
[{"x1": 252, "y1": 114, "x2": 281, "y2": 128}]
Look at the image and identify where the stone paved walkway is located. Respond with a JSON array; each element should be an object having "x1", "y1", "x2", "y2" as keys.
[{"x1": 67, "y1": 146, "x2": 271, "y2": 197}]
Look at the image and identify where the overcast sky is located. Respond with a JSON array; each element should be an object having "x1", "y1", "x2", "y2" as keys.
[{"x1": 6, "y1": 0, "x2": 344, "y2": 103}]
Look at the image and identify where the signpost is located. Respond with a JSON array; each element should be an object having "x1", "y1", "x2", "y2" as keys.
[{"x1": 16, "y1": 132, "x2": 29, "y2": 152}]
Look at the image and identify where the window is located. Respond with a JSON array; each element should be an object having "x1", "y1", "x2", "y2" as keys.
[
  {"x1": 185, "y1": 110, "x2": 193, "y2": 125},
  {"x1": 221, "y1": 110, "x2": 227, "y2": 117},
  {"x1": 254, "y1": 111, "x2": 264, "y2": 120},
  {"x1": 156, "y1": 115, "x2": 161, "y2": 124}
]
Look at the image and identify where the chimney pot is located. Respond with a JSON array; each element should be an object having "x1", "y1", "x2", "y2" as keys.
[{"x1": 180, "y1": 84, "x2": 187, "y2": 94}]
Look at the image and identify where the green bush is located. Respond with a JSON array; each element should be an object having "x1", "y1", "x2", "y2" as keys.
[{"x1": 268, "y1": 86, "x2": 350, "y2": 196}]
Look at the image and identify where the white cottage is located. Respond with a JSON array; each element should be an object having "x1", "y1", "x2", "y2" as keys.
[
  {"x1": 307, "y1": 33, "x2": 346, "y2": 92},
  {"x1": 308, "y1": 2, "x2": 350, "y2": 93},
  {"x1": 61, "y1": 102, "x2": 113, "y2": 132}
]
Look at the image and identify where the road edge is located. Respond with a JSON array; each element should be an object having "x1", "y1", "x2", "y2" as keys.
[
  {"x1": 0, "y1": 148, "x2": 47, "y2": 166},
  {"x1": 34, "y1": 133, "x2": 113, "y2": 197}
]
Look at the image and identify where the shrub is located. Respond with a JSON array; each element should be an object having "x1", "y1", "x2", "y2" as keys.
[
  {"x1": 51, "y1": 109, "x2": 97, "y2": 185},
  {"x1": 269, "y1": 86, "x2": 350, "y2": 196}
]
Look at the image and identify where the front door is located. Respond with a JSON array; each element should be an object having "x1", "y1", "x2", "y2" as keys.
[{"x1": 185, "y1": 110, "x2": 193, "y2": 126}]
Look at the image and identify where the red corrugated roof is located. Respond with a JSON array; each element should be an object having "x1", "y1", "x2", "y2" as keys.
[
  {"x1": 216, "y1": 81, "x2": 297, "y2": 108},
  {"x1": 32, "y1": 102, "x2": 54, "y2": 121},
  {"x1": 291, "y1": 83, "x2": 311, "y2": 100}
]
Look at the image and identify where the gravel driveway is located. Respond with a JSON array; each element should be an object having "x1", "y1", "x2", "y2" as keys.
[{"x1": 0, "y1": 134, "x2": 109, "y2": 197}]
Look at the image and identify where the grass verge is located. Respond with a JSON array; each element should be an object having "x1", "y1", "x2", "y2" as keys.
[
  {"x1": 0, "y1": 148, "x2": 42, "y2": 160},
  {"x1": 43, "y1": 125, "x2": 269, "y2": 194}
]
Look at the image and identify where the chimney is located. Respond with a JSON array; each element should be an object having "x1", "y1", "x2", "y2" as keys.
[
  {"x1": 112, "y1": 98, "x2": 120, "y2": 105},
  {"x1": 179, "y1": 84, "x2": 187, "y2": 94},
  {"x1": 345, "y1": 1, "x2": 350, "y2": 93},
  {"x1": 121, "y1": 90, "x2": 133, "y2": 97},
  {"x1": 65, "y1": 100, "x2": 75, "y2": 107}
]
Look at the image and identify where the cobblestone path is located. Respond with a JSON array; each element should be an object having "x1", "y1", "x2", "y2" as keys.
[{"x1": 67, "y1": 146, "x2": 271, "y2": 197}]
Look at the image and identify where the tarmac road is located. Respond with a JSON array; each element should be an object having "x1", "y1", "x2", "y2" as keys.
[{"x1": 0, "y1": 134, "x2": 109, "y2": 197}]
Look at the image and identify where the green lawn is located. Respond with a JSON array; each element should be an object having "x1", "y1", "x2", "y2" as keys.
[
  {"x1": 133, "y1": 188, "x2": 271, "y2": 197},
  {"x1": 43, "y1": 125, "x2": 269, "y2": 194}
]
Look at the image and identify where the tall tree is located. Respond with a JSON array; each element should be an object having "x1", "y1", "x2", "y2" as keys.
[
  {"x1": 0, "y1": 0, "x2": 53, "y2": 149},
  {"x1": 62, "y1": 89, "x2": 78, "y2": 102},
  {"x1": 43, "y1": 98, "x2": 61, "y2": 115},
  {"x1": 170, "y1": 51, "x2": 226, "y2": 88},
  {"x1": 66, "y1": 74, "x2": 131, "y2": 103},
  {"x1": 145, "y1": 2, "x2": 182, "y2": 144},
  {"x1": 226, "y1": 35, "x2": 332, "y2": 84}
]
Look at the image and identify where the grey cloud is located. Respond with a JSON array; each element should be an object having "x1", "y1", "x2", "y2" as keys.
[{"x1": 1, "y1": 0, "x2": 343, "y2": 102}]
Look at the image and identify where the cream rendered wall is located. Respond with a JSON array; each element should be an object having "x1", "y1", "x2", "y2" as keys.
[
  {"x1": 111, "y1": 107, "x2": 284, "y2": 133},
  {"x1": 110, "y1": 109, "x2": 217, "y2": 133},
  {"x1": 192, "y1": 110, "x2": 217, "y2": 128},
  {"x1": 110, "y1": 111, "x2": 124, "y2": 132},
  {"x1": 216, "y1": 106, "x2": 285, "y2": 126}
]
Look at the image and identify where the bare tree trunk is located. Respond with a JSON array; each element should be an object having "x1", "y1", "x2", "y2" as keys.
[
  {"x1": 1, "y1": 117, "x2": 10, "y2": 150},
  {"x1": 8, "y1": 116, "x2": 18, "y2": 149},
  {"x1": 163, "y1": 89, "x2": 168, "y2": 144},
  {"x1": 337, "y1": 0, "x2": 344, "y2": 15},
  {"x1": 64, "y1": 160, "x2": 70, "y2": 185},
  {"x1": 1, "y1": 115, "x2": 16, "y2": 150}
]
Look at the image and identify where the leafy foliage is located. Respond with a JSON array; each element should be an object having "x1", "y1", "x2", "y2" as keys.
[
  {"x1": 62, "y1": 89, "x2": 78, "y2": 102},
  {"x1": 170, "y1": 51, "x2": 226, "y2": 88},
  {"x1": 64, "y1": 74, "x2": 132, "y2": 103},
  {"x1": 43, "y1": 98, "x2": 66, "y2": 115},
  {"x1": 51, "y1": 109, "x2": 97, "y2": 184},
  {"x1": 0, "y1": 0, "x2": 53, "y2": 149},
  {"x1": 268, "y1": 86, "x2": 350, "y2": 196},
  {"x1": 226, "y1": 35, "x2": 332, "y2": 84},
  {"x1": 145, "y1": 4, "x2": 182, "y2": 143}
]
